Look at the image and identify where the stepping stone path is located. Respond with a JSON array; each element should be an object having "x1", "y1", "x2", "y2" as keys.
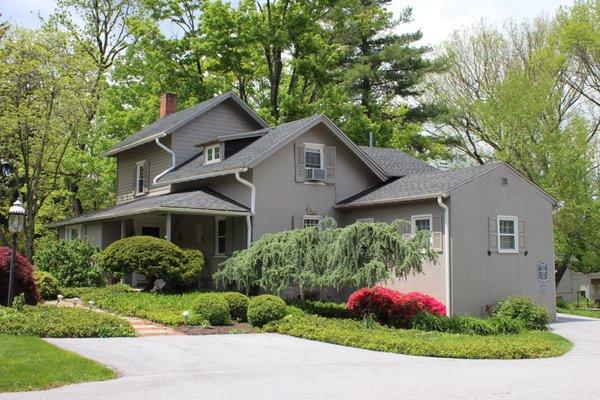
[{"x1": 49, "y1": 299, "x2": 183, "y2": 337}]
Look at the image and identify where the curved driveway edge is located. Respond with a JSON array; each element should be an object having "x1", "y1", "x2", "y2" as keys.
[{"x1": 2, "y1": 313, "x2": 599, "y2": 400}]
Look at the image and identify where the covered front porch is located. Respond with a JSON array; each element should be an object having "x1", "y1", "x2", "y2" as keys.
[{"x1": 50, "y1": 189, "x2": 252, "y2": 288}]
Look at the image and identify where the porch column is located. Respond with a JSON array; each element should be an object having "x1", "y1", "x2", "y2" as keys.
[
  {"x1": 120, "y1": 219, "x2": 126, "y2": 239},
  {"x1": 165, "y1": 213, "x2": 172, "y2": 241}
]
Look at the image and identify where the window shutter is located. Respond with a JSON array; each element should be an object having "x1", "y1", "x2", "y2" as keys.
[
  {"x1": 324, "y1": 146, "x2": 336, "y2": 183},
  {"x1": 132, "y1": 165, "x2": 137, "y2": 194},
  {"x1": 292, "y1": 215, "x2": 304, "y2": 229},
  {"x1": 518, "y1": 220, "x2": 526, "y2": 252},
  {"x1": 225, "y1": 217, "x2": 233, "y2": 255},
  {"x1": 432, "y1": 215, "x2": 443, "y2": 252},
  {"x1": 489, "y1": 217, "x2": 498, "y2": 252},
  {"x1": 398, "y1": 220, "x2": 412, "y2": 239},
  {"x1": 295, "y1": 144, "x2": 306, "y2": 182},
  {"x1": 143, "y1": 160, "x2": 149, "y2": 193},
  {"x1": 220, "y1": 142, "x2": 225, "y2": 160}
]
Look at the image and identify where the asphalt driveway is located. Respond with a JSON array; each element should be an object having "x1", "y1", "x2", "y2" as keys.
[{"x1": 3, "y1": 313, "x2": 600, "y2": 400}]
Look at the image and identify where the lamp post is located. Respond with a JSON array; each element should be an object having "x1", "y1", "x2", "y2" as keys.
[{"x1": 7, "y1": 199, "x2": 25, "y2": 306}]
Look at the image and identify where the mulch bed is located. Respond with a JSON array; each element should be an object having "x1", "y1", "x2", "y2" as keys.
[{"x1": 175, "y1": 322, "x2": 257, "y2": 335}]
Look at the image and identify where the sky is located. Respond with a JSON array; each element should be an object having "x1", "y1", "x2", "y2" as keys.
[{"x1": 1, "y1": 0, "x2": 576, "y2": 45}]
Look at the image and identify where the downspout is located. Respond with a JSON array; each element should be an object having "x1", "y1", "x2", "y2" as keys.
[
  {"x1": 153, "y1": 135, "x2": 175, "y2": 184},
  {"x1": 235, "y1": 170, "x2": 255, "y2": 249},
  {"x1": 437, "y1": 196, "x2": 451, "y2": 316}
]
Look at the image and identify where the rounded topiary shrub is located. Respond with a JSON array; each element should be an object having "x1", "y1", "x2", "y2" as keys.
[
  {"x1": 247, "y1": 295, "x2": 287, "y2": 327},
  {"x1": 192, "y1": 293, "x2": 230, "y2": 325},
  {"x1": 176, "y1": 249, "x2": 204, "y2": 288},
  {"x1": 222, "y1": 292, "x2": 249, "y2": 322},
  {"x1": 33, "y1": 270, "x2": 59, "y2": 300},
  {"x1": 492, "y1": 296, "x2": 549, "y2": 330},
  {"x1": 97, "y1": 236, "x2": 184, "y2": 288},
  {"x1": 0, "y1": 247, "x2": 41, "y2": 306}
]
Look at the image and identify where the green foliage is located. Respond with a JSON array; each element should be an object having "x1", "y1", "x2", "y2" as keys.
[
  {"x1": 221, "y1": 292, "x2": 249, "y2": 322},
  {"x1": 32, "y1": 237, "x2": 104, "y2": 287},
  {"x1": 0, "y1": 305, "x2": 135, "y2": 337},
  {"x1": 0, "y1": 334, "x2": 116, "y2": 392},
  {"x1": 177, "y1": 249, "x2": 204, "y2": 288},
  {"x1": 493, "y1": 296, "x2": 550, "y2": 331},
  {"x1": 264, "y1": 314, "x2": 571, "y2": 359},
  {"x1": 247, "y1": 295, "x2": 287, "y2": 327},
  {"x1": 215, "y1": 220, "x2": 436, "y2": 295},
  {"x1": 191, "y1": 293, "x2": 230, "y2": 326},
  {"x1": 33, "y1": 270, "x2": 60, "y2": 300},
  {"x1": 58, "y1": 284, "x2": 133, "y2": 300},
  {"x1": 11, "y1": 293, "x2": 26, "y2": 311},
  {"x1": 410, "y1": 312, "x2": 526, "y2": 335},
  {"x1": 289, "y1": 300, "x2": 353, "y2": 319},
  {"x1": 97, "y1": 236, "x2": 183, "y2": 286}
]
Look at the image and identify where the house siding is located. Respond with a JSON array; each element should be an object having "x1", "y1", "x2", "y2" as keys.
[
  {"x1": 115, "y1": 137, "x2": 172, "y2": 204},
  {"x1": 449, "y1": 165, "x2": 556, "y2": 318}
]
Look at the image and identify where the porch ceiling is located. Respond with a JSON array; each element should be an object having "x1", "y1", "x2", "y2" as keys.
[{"x1": 47, "y1": 189, "x2": 250, "y2": 227}]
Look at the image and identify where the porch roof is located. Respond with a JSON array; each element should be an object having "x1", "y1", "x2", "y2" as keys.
[{"x1": 47, "y1": 189, "x2": 250, "y2": 228}]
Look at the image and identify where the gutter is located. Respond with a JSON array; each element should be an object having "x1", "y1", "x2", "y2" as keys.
[
  {"x1": 437, "y1": 196, "x2": 451, "y2": 316},
  {"x1": 235, "y1": 170, "x2": 255, "y2": 248},
  {"x1": 335, "y1": 193, "x2": 445, "y2": 209},
  {"x1": 153, "y1": 136, "x2": 176, "y2": 184},
  {"x1": 103, "y1": 132, "x2": 166, "y2": 157},
  {"x1": 159, "y1": 167, "x2": 248, "y2": 185}
]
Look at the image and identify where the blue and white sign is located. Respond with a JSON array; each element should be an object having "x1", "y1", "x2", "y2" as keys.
[{"x1": 537, "y1": 260, "x2": 549, "y2": 293}]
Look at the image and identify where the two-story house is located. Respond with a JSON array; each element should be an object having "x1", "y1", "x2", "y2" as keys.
[{"x1": 50, "y1": 92, "x2": 558, "y2": 317}]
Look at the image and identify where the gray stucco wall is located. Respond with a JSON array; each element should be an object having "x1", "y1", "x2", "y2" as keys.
[
  {"x1": 340, "y1": 200, "x2": 448, "y2": 307},
  {"x1": 252, "y1": 123, "x2": 380, "y2": 238},
  {"x1": 449, "y1": 164, "x2": 556, "y2": 318},
  {"x1": 115, "y1": 137, "x2": 172, "y2": 204}
]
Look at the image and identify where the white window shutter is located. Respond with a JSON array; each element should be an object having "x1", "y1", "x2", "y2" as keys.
[
  {"x1": 431, "y1": 215, "x2": 443, "y2": 252},
  {"x1": 324, "y1": 146, "x2": 336, "y2": 183},
  {"x1": 518, "y1": 220, "x2": 526, "y2": 252},
  {"x1": 489, "y1": 217, "x2": 498, "y2": 252},
  {"x1": 143, "y1": 160, "x2": 149, "y2": 193},
  {"x1": 292, "y1": 215, "x2": 304, "y2": 229},
  {"x1": 295, "y1": 144, "x2": 306, "y2": 182}
]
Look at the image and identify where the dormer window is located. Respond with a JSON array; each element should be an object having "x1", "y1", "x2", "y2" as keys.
[{"x1": 205, "y1": 144, "x2": 221, "y2": 164}]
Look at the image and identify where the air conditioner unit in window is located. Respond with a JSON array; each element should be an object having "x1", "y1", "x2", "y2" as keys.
[{"x1": 306, "y1": 167, "x2": 326, "y2": 181}]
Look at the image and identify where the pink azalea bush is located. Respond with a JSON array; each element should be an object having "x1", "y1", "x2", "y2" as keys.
[{"x1": 347, "y1": 287, "x2": 446, "y2": 327}]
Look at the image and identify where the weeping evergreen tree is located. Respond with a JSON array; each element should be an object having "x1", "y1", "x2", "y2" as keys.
[{"x1": 214, "y1": 219, "x2": 436, "y2": 296}]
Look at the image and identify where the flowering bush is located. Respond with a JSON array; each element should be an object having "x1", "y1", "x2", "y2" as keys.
[{"x1": 347, "y1": 287, "x2": 445, "y2": 327}]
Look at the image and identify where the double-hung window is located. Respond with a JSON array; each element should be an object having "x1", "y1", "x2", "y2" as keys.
[
  {"x1": 411, "y1": 214, "x2": 432, "y2": 244},
  {"x1": 305, "y1": 144, "x2": 323, "y2": 169},
  {"x1": 136, "y1": 161, "x2": 146, "y2": 195},
  {"x1": 497, "y1": 215, "x2": 518, "y2": 253},
  {"x1": 303, "y1": 215, "x2": 322, "y2": 229},
  {"x1": 67, "y1": 225, "x2": 81, "y2": 241},
  {"x1": 215, "y1": 217, "x2": 226, "y2": 255},
  {"x1": 205, "y1": 144, "x2": 221, "y2": 164}
]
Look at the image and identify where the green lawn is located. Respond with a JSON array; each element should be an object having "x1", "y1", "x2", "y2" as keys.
[
  {"x1": 0, "y1": 335, "x2": 115, "y2": 392},
  {"x1": 558, "y1": 307, "x2": 600, "y2": 319},
  {"x1": 264, "y1": 314, "x2": 573, "y2": 359}
]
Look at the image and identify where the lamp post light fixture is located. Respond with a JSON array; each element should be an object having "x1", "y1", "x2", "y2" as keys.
[
  {"x1": 7, "y1": 199, "x2": 25, "y2": 306},
  {"x1": 182, "y1": 310, "x2": 190, "y2": 325}
]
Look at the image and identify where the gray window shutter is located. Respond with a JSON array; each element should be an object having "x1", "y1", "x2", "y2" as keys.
[
  {"x1": 432, "y1": 215, "x2": 443, "y2": 252},
  {"x1": 324, "y1": 145, "x2": 336, "y2": 183},
  {"x1": 518, "y1": 220, "x2": 526, "y2": 252},
  {"x1": 225, "y1": 217, "x2": 233, "y2": 254},
  {"x1": 295, "y1": 144, "x2": 306, "y2": 182},
  {"x1": 489, "y1": 217, "x2": 498, "y2": 252},
  {"x1": 220, "y1": 142, "x2": 225, "y2": 160},
  {"x1": 292, "y1": 215, "x2": 304, "y2": 229},
  {"x1": 143, "y1": 160, "x2": 149, "y2": 193},
  {"x1": 132, "y1": 165, "x2": 137, "y2": 194}
]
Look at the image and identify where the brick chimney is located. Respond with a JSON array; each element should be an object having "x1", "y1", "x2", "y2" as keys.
[{"x1": 159, "y1": 92, "x2": 178, "y2": 118}]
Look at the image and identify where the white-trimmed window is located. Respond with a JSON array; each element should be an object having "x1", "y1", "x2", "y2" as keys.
[
  {"x1": 215, "y1": 217, "x2": 226, "y2": 255},
  {"x1": 67, "y1": 225, "x2": 81, "y2": 241},
  {"x1": 497, "y1": 215, "x2": 518, "y2": 253},
  {"x1": 356, "y1": 218, "x2": 374, "y2": 223},
  {"x1": 205, "y1": 144, "x2": 221, "y2": 164},
  {"x1": 411, "y1": 214, "x2": 432, "y2": 235},
  {"x1": 136, "y1": 161, "x2": 146, "y2": 195},
  {"x1": 303, "y1": 215, "x2": 322, "y2": 229},
  {"x1": 304, "y1": 143, "x2": 324, "y2": 169}
]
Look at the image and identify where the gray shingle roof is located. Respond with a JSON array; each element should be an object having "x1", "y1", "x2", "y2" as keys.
[
  {"x1": 337, "y1": 163, "x2": 502, "y2": 207},
  {"x1": 157, "y1": 115, "x2": 325, "y2": 184},
  {"x1": 104, "y1": 92, "x2": 268, "y2": 156},
  {"x1": 48, "y1": 189, "x2": 250, "y2": 227},
  {"x1": 359, "y1": 146, "x2": 438, "y2": 177}
]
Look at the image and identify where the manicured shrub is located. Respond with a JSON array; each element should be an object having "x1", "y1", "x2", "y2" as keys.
[
  {"x1": 221, "y1": 292, "x2": 249, "y2": 321},
  {"x1": 493, "y1": 296, "x2": 550, "y2": 330},
  {"x1": 32, "y1": 237, "x2": 104, "y2": 287},
  {"x1": 556, "y1": 297, "x2": 568, "y2": 308},
  {"x1": 0, "y1": 305, "x2": 135, "y2": 337},
  {"x1": 410, "y1": 312, "x2": 525, "y2": 335},
  {"x1": 176, "y1": 249, "x2": 204, "y2": 288},
  {"x1": 192, "y1": 293, "x2": 230, "y2": 325},
  {"x1": 33, "y1": 270, "x2": 59, "y2": 300},
  {"x1": 247, "y1": 295, "x2": 287, "y2": 327},
  {"x1": 347, "y1": 287, "x2": 402, "y2": 324},
  {"x1": 290, "y1": 300, "x2": 354, "y2": 319},
  {"x1": 0, "y1": 247, "x2": 40, "y2": 306},
  {"x1": 405, "y1": 292, "x2": 446, "y2": 316}
]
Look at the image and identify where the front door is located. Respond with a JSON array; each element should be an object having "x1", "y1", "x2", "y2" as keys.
[{"x1": 141, "y1": 226, "x2": 161, "y2": 238}]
